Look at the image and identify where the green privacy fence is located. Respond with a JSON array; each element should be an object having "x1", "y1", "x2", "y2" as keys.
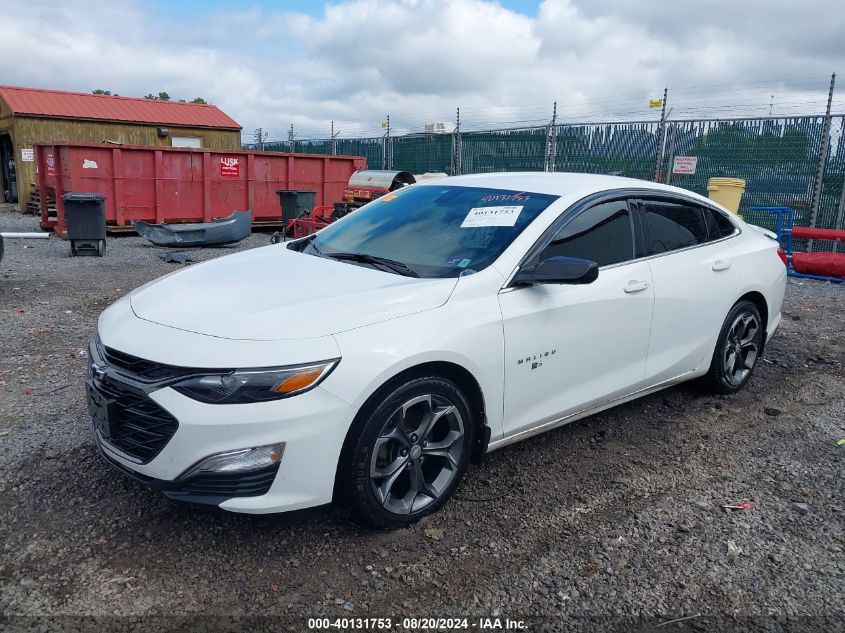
[{"x1": 256, "y1": 114, "x2": 845, "y2": 240}]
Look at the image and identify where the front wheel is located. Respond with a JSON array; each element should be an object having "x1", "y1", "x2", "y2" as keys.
[
  {"x1": 703, "y1": 300, "x2": 764, "y2": 394},
  {"x1": 339, "y1": 376, "x2": 475, "y2": 529}
]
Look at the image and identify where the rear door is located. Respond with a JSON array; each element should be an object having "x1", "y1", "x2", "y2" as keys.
[
  {"x1": 637, "y1": 197, "x2": 740, "y2": 384},
  {"x1": 498, "y1": 198, "x2": 654, "y2": 438}
]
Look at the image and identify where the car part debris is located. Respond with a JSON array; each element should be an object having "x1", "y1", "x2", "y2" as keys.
[
  {"x1": 159, "y1": 252, "x2": 193, "y2": 264},
  {"x1": 134, "y1": 210, "x2": 251, "y2": 247}
]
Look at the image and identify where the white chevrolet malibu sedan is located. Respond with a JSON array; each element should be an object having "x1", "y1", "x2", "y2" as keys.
[{"x1": 88, "y1": 173, "x2": 786, "y2": 527}]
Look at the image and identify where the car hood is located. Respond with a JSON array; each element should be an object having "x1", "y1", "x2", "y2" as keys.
[{"x1": 130, "y1": 244, "x2": 457, "y2": 341}]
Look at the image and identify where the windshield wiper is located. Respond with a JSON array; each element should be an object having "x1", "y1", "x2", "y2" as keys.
[{"x1": 324, "y1": 252, "x2": 419, "y2": 277}]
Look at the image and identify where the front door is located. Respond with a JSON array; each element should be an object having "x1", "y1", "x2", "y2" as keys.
[{"x1": 498, "y1": 199, "x2": 654, "y2": 438}]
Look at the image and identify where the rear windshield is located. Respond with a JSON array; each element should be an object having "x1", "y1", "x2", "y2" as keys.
[{"x1": 302, "y1": 185, "x2": 559, "y2": 278}]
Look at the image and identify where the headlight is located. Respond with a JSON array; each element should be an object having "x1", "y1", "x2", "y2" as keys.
[{"x1": 171, "y1": 359, "x2": 339, "y2": 404}]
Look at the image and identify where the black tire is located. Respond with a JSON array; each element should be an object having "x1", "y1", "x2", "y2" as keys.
[
  {"x1": 338, "y1": 375, "x2": 476, "y2": 529},
  {"x1": 703, "y1": 300, "x2": 764, "y2": 394},
  {"x1": 96, "y1": 239, "x2": 106, "y2": 257},
  {"x1": 70, "y1": 241, "x2": 78, "y2": 257}
]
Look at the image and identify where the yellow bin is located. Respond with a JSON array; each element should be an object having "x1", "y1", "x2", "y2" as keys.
[{"x1": 707, "y1": 177, "x2": 746, "y2": 215}]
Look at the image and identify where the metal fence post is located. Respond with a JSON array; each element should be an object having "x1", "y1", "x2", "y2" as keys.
[
  {"x1": 809, "y1": 73, "x2": 836, "y2": 251},
  {"x1": 664, "y1": 122, "x2": 678, "y2": 185},
  {"x1": 331, "y1": 121, "x2": 337, "y2": 155},
  {"x1": 452, "y1": 107, "x2": 462, "y2": 176},
  {"x1": 653, "y1": 87, "x2": 668, "y2": 181},
  {"x1": 544, "y1": 102, "x2": 558, "y2": 172}
]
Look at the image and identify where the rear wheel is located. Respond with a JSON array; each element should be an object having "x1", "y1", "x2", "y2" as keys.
[
  {"x1": 339, "y1": 376, "x2": 475, "y2": 529},
  {"x1": 704, "y1": 300, "x2": 764, "y2": 394}
]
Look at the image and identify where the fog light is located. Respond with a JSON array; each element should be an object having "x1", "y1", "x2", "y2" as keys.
[{"x1": 179, "y1": 443, "x2": 285, "y2": 479}]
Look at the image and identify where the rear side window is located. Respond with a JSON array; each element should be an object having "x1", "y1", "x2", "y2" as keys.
[
  {"x1": 703, "y1": 207, "x2": 737, "y2": 240},
  {"x1": 643, "y1": 200, "x2": 708, "y2": 255},
  {"x1": 539, "y1": 200, "x2": 634, "y2": 267}
]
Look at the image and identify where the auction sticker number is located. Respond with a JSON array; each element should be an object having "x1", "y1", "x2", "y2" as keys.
[{"x1": 461, "y1": 205, "x2": 523, "y2": 228}]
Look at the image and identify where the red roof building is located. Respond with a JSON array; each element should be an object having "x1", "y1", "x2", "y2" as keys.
[
  {"x1": 0, "y1": 86, "x2": 241, "y2": 129},
  {"x1": 0, "y1": 85, "x2": 242, "y2": 206}
]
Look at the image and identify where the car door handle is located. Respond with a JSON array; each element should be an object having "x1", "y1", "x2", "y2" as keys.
[
  {"x1": 623, "y1": 280, "x2": 650, "y2": 293},
  {"x1": 712, "y1": 259, "x2": 732, "y2": 271}
]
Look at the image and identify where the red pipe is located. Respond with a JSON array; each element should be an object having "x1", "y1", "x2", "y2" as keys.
[{"x1": 790, "y1": 226, "x2": 845, "y2": 242}]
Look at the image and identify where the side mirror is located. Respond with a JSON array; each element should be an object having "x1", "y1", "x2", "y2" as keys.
[{"x1": 513, "y1": 256, "x2": 599, "y2": 285}]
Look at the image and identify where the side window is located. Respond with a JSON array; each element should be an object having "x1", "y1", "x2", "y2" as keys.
[
  {"x1": 703, "y1": 206, "x2": 737, "y2": 240},
  {"x1": 642, "y1": 199, "x2": 708, "y2": 255},
  {"x1": 539, "y1": 200, "x2": 634, "y2": 267}
]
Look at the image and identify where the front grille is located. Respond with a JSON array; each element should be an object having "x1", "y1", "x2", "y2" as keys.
[
  {"x1": 175, "y1": 464, "x2": 280, "y2": 498},
  {"x1": 93, "y1": 377, "x2": 179, "y2": 463},
  {"x1": 103, "y1": 346, "x2": 202, "y2": 383}
]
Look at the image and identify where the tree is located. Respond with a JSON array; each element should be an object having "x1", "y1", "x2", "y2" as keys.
[
  {"x1": 92, "y1": 89, "x2": 112, "y2": 95},
  {"x1": 158, "y1": 92, "x2": 170, "y2": 101},
  {"x1": 190, "y1": 97, "x2": 207, "y2": 104}
]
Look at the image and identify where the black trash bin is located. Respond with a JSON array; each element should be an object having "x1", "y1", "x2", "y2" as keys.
[
  {"x1": 62, "y1": 192, "x2": 106, "y2": 256},
  {"x1": 276, "y1": 190, "x2": 317, "y2": 224}
]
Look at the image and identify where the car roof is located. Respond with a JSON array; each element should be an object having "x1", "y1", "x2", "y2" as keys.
[{"x1": 416, "y1": 171, "x2": 716, "y2": 207}]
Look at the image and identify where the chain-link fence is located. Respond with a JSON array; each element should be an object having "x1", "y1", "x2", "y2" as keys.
[{"x1": 256, "y1": 113, "x2": 845, "y2": 248}]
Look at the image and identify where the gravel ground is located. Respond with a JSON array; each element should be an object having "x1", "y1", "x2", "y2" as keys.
[{"x1": 1, "y1": 206, "x2": 843, "y2": 632}]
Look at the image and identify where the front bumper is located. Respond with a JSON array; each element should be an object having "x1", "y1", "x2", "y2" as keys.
[
  {"x1": 96, "y1": 443, "x2": 281, "y2": 507},
  {"x1": 88, "y1": 328, "x2": 355, "y2": 514},
  {"x1": 93, "y1": 382, "x2": 354, "y2": 513}
]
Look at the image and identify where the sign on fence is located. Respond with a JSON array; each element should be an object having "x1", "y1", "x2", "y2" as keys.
[
  {"x1": 20, "y1": 148, "x2": 34, "y2": 162},
  {"x1": 672, "y1": 156, "x2": 698, "y2": 175}
]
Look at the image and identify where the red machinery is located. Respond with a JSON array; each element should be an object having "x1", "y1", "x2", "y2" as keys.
[
  {"x1": 283, "y1": 170, "x2": 418, "y2": 238},
  {"x1": 754, "y1": 206, "x2": 845, "y2": 283},
  {"x1": 341, "y1": 170, "x2": 416, "y2": 209}
]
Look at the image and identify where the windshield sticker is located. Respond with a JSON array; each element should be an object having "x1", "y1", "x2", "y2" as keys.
[
  {"x1": 461, "y1": 205, "x2": 523, "y2": 228},
  {"x1": 480, "y1": 192, "x2": 530, "y2": 203},
  {"x1": 459, "y1": 258, "x2": 472, "y2": 268}
]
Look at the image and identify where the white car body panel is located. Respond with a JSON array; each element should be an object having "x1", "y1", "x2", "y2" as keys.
[
  {"x1": 644, "y1": 239, "x2": 741, "y2": 383},
  {"x1": 91, "y1": 173, "x2": 787, "y2": 515},
  {"x1": 498, "y1": 259, "x2": 654, "y2": 437}
]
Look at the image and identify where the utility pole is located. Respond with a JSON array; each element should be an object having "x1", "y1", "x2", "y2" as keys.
[
  {"x1": 545, "y1": 101, "x2": 558, "y2": 172},
  {"x1": 288, "y1": 124, "x2": 295, "y2": 152},
  {"x1": 253, "y1": 127, "x2": 266, "y2": 151},
  {"x1": 809, "y1": 72, "x2": 836, "y2": 252},
  {"x1": 653, "y1": 87, "x2": 668, "y2": 181}
]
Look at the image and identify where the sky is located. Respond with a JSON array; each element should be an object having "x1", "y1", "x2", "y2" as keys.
[{"x1": 1, "y1": 0, "x2": 843, "y2": 142}]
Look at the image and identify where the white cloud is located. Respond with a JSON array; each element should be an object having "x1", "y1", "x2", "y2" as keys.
[{"x1": 0, "y1": 0, "x2": 841, "y2": 141}]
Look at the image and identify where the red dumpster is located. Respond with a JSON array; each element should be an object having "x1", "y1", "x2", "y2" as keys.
[{"x1": 35, "y1": 143, "x2": 367, "y2": 235}]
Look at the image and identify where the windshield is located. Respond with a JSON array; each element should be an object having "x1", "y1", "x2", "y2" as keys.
[{"x1": 300, "y1": 185, "x2": 559, "y2": 278}]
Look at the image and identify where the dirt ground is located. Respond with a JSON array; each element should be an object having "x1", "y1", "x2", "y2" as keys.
[{"x1": 1, "y1": 206, "x2": 843, "y2": 632}]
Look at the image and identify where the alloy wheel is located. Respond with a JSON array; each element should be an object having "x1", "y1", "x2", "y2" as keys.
[
  {"x1": 369, "y1": 394, "x2": 465, "y2": 515},
  {"x1": 722, "y1": 312, "x2": 760, "y2": 386}
]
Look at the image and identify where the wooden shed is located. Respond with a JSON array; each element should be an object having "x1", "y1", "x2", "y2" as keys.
[{"x1": 0, "y1": 85, "x2": 242, "y2": 208}]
